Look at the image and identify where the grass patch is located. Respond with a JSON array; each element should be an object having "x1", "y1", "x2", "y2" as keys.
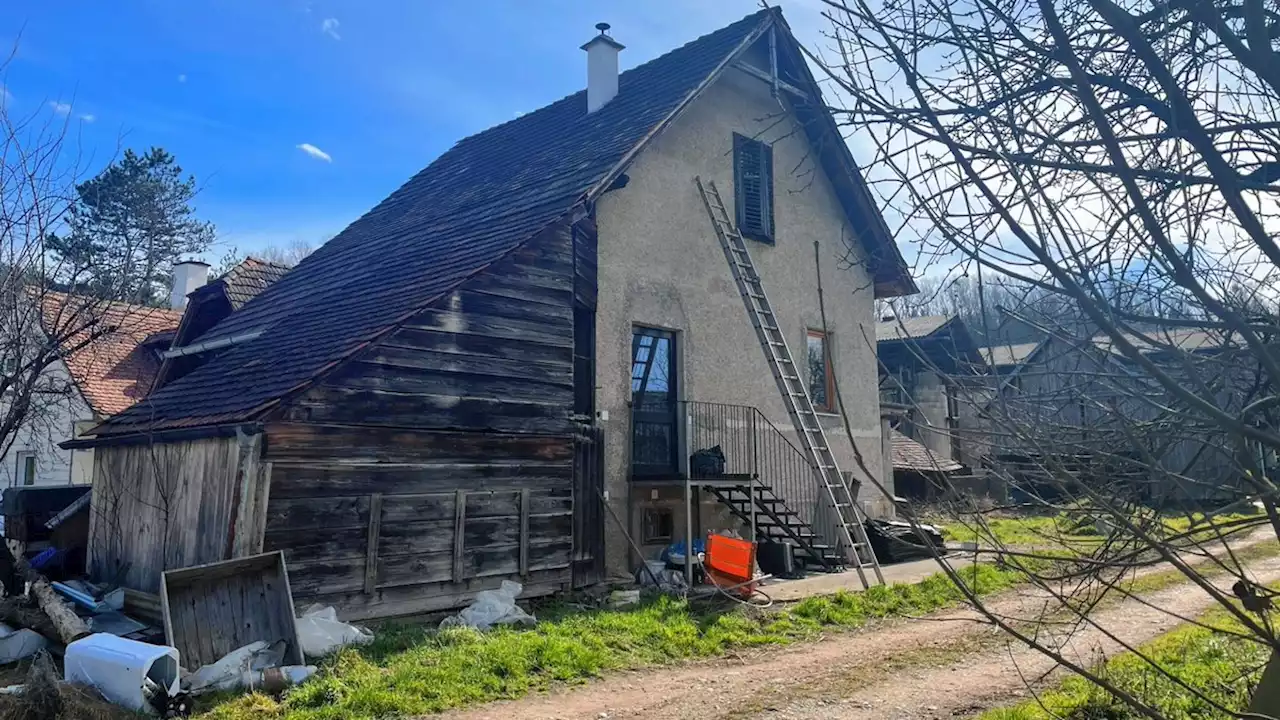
[
  {"x1": 937, "y1": 510, "x2": 1264, "y2": 550},
  {"x1": 976, "y1": 593, "x2": 1274, "y2": 719},
  {"x1": 199, "y1": 564, "x2": 1021, "y2": 720}
]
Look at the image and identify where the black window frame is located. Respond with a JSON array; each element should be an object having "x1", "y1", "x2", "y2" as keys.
[
  {"x1": 733, "y1": 133, "x2": 775, "y2": 243},
  {"x1": 641, "y1": 506, "x2": 674, "y2": 544}
]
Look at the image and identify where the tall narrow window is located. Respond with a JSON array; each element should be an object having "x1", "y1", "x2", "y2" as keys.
[
  {"x1": 806, "y1": 330, "x2": 834, "y2": 412},
  {"x1": 733, "y1": 134, "x2": 774, "y2": 243},
  {"x1": 16, "y1": 452, "x2": 35, "y2": 487}
]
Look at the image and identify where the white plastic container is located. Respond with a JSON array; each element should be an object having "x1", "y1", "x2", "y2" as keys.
[{"x1": 65, "y1": 633, "x2": 180, "y2": 714}]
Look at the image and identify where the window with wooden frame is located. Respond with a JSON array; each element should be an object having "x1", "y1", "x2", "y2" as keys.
[
  {"x1": 733, "y1": 133, "x2": 774, "y2": 243},
  {"x1": 641, "y1": 507, "x2": 674, "y2": 544},
  {"x1": 15, "y1": 451, "x2": 35, "y2": 487},
  {"x1": 806, "y1": 330, "x2": 835, "y2": 412}
]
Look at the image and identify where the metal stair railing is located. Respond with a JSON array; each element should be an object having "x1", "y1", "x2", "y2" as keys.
[{"x1": 684, "y1": 400, "x2": 843, "y2": 570}]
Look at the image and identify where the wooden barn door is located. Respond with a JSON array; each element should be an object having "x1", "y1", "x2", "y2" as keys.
[{"x1": 572, "y1": 426, "x2": 605, "y2": 588}]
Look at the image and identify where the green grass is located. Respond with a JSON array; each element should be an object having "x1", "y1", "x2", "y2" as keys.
[
  {"x1": 197, "y1": 510, "x2": 1267, "y2": 719},
  {"x1": 976, "y1": 595, "x2": 1274, "y2": 719},
  {"x1": 199, "y1": 564, "x2": 1022, "y2": 720},
  {"x1": 937, "y1": 510, "x2": 1264, "y2": 550}
]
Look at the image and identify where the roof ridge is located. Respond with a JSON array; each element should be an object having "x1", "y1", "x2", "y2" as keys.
[{"x1": 446, "y1": 8, "x2": 777, "y2": 151}]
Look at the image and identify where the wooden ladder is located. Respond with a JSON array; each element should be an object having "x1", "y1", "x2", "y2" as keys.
[{"x1": 695, "y1": 176, "x2": 884, "y2": 588}]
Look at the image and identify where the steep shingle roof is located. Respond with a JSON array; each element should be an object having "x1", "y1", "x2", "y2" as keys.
[
  {"x1": 39, "y1": 293, "x2": 183, "y2": 417},
  {"x1": 216, "y1": 257, "x2": 292, "y2": 310},
  {"x1": 92, "y1": 8, "x2": 910, "y2": 436}
]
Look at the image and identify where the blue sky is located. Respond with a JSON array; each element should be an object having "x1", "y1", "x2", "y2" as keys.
[{"x1": 0, "y1": 1, "x2": 834, "y2": 259}]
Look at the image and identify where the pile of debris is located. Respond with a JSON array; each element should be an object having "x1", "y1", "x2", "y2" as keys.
[{"x1": 0, "y1": 485, "x2": 376, "y2": 717}]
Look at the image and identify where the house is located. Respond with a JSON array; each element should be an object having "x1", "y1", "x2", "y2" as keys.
[
  {"x1": 69, "y1": 8, "x2": 915, "y2": 620},
  {"x1": 876, "y1": 315, "x2": 985, "y2": 469},
  {"x1": 0, "y1": 293, "x2": 184, "y2": 488},
  {"x1": 984, "y1": 325, "x2": 1259, "y2": 504}
]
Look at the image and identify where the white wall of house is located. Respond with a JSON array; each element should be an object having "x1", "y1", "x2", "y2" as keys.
[
  {"x1": 0, "y1": 357, "x2": 95, "y2": 488},
  {"x1": 593, "y1": 66, "x2": 892, "y2": 571}
]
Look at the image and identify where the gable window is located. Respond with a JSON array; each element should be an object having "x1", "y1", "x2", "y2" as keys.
[
  {"x1": 15, "y1": 451, "x2": 35, "y2": 487},
  {"x1": 733, "y1": 134, "x2": 774, "y2": 242},
  {"x1": 806, "y1": 330, "x2": 834, "y2": 412}
]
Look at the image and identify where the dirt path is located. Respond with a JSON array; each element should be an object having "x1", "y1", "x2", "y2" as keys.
[{"x1": 442, "y1": 545, "x2": 1279, "y2": 720}]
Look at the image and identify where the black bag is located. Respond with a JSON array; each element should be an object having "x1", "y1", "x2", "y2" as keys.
[{"x1": 690, "y1": 446, "x2": 726, "y2": 476}]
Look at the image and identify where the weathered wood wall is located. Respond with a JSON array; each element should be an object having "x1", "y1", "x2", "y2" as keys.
[
  {"x1": 262, "y1": 222, "x2": 580, "y2": 620},
  {"x1": 87, "y1": 435, "x2": 247, "y2": 593}
]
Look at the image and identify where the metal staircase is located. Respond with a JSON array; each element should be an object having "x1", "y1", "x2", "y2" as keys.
[
  {"x1": 695, "y1": 176, "x2": 883, "y2": 588},
  {"x1": 703, "y1": 483, "x2": 843, "y2": 569}
]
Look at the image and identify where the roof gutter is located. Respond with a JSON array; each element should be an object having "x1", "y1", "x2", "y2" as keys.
[
  {"x1": 61, "y1": 422, "x2": 264, "y2": 450},
  {"x1": 162, "y1": 329, "x2": 263, "y2": 359}
]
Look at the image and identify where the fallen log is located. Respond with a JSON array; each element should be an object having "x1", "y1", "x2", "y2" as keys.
[
  {"x1": 28, "y1": 579, "x2": 89, "y2": 645},
  {"x1": 0, "y1": 597, "x2": 60, "y2": 645}
]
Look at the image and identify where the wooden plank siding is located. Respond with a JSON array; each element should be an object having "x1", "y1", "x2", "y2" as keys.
[
  {"x1": 88, "y1": 435, "x2": 247, "y2": 593},
  {"x1": 261, "y1": 222, "x2": 581, "y2": 619}
]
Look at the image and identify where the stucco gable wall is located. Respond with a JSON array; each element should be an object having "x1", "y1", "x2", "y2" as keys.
[{"x1": 593, "y1": 67, "x2": 891, "y2": 570}]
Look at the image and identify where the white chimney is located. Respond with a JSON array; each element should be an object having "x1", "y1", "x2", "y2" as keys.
[
  {"x1": 581, "y1": 22, "x2": 624, "y2": 113},
  {"x1": 170, "y1": 260, "x2": 210, "y2": 310}
]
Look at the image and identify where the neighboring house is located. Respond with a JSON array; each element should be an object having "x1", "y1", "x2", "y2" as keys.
[
  {"x1": 0, "y1": 293, "x2": 184, "y2": 488},
  {"x1": 876, "y1": 315, "x2": 985, "y2": 469},
  {"x1": 1, "y1": 258, "x2": 289, "y2": 490},
  {"x1": 985, "y1": 326, "x2": 1258, "y2": 504},
  {"x1": 70, "y1": 9, "x2": 915, "y2": 620}
]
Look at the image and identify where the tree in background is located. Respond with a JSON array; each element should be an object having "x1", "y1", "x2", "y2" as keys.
[
  {"x1": 211, "y1": 238, "x2": 315, "y2": 278},
  {"x1": 815, "y1": 0, "x2": 1280, "y2": 713},
  {"x1": 47, "y1": 147, "x2": 215, "y2": 306}
]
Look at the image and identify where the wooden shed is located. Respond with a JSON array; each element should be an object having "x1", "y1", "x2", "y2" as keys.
[{"x1": 74, "y1": 217, "x2": 602, "y2": 620}]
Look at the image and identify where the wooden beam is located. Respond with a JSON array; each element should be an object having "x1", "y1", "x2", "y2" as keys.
[
  {"x1": 452, "y1": 490, "x2": 467, "y2": 582},
  {"x1": 363, "y1": 493, "x2": 383, "y2": 594},
  {"x1": 519, "y1": 488, "x2": 531, "y2": 577},
  {"x1": 732, "y1": 61, "x2": 809, "y2": 100}
]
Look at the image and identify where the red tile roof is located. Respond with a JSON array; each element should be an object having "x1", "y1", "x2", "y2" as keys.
[{"x1": 40, "y1": 292, "x2": 184, "y2": 417}]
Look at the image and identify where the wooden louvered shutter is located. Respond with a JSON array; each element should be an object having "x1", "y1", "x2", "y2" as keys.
[{"x1": 733, "y1": 134, "x2": 775, "y2": 243}]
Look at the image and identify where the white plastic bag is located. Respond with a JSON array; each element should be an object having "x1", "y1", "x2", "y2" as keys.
[
  {"x1": 295, "y1": 605, "x2": 374, "y2": 659},
  {"x1": 439, "y1": 580, "x2": 536, "y2": 630},
  {"x1": 185, "y1": 640, "x2": 286, "y2": 695}
]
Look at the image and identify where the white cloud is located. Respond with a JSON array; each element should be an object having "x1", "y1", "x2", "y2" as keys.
[
  {"x1": 49, "y1": 101, "x2": 71, "y2": 116},
  {"x1": 296, "y1": 143, "x2": 332, "y2": 162},
  {"x1": 321, "y1": 17, "x2": 340, "y2": 40},
  {"x1": 79, "y1": 113, "x2": 95, "y2": 123},
  {"x1": 177, "y1": 74, "x2": 187, "y2": 83},
  {"x1": 0, "y1": 86, "x2": 11, "y2": 106}
]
